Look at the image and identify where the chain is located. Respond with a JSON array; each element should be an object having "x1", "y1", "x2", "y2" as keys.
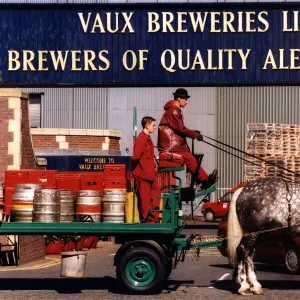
[
  {"x1": 186, "y1": 223, "x2": 296, "y2": 261},
  {"x1": 195, "y1": 224, "x2": 291, "y2": 243}
]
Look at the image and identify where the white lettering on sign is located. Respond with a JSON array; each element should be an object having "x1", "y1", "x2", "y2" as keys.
[
  {"x1": 78, "y1": 157, "x2": 117, "y2": 171},
  {"x1": 160, "y1": 49, "x2": 251, "y2": 72},
  {"x1": 8, "y1": 50, "x2": 110, "y2": 71},
  {"x1": 282, "y1": 11, "x2": 300, "y2": 32},
  {"x1": 78, "y1": 12, "x2": 135, "y2": 33},
  {"x1": 147, "y1": 11, "x2": 269, "y2": 33},
  {"x1": 122, "y1": 50, "x2": 148, "y2": 71},
  {"x1": 7, "y1": 8, "x2": 300, "y2": 75},
  {"x1": 263, "y1": 49, "x2": 300, "y2": 70}
]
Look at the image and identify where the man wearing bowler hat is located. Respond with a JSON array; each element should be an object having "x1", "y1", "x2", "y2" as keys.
[{"x1": 158, "y1": 88, "x2": 218, "y2": 189}]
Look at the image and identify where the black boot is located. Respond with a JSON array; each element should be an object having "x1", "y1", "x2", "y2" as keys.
[
  {"x1": 209, "y1": 169, "x2": 218, "y2": 181},
  {"x1": 201, "y1": 169, "x2": 218, "y2": 190}
]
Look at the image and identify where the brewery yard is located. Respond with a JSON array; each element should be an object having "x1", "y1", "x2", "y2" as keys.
[{"x1": 0, "y1": 223, "x2": 298, "y2": 300}]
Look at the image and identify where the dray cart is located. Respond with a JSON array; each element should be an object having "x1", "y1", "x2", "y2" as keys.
[{"x1": 0, "y1": 167, "x2": 221, "y2": 294}]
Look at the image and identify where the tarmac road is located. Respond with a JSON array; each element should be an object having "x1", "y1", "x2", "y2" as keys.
[{"x1": 0, "y1": 223, "x2": 299, "y2": 300}]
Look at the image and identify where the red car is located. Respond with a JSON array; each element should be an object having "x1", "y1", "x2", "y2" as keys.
[
  {"x1": 201, "y1": 183, "x2": 246, "y2": 222},
  {"x1": 217, "y1": 212, "x2": 300, "y2": 274}
]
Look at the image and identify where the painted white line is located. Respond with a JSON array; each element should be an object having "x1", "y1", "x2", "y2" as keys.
[
  {"x1": 208, "y1": 273, "x2": 230, "y2": 289},
  {"x1": 0, "y1": 261, "x2": 61, "y2": 272}
]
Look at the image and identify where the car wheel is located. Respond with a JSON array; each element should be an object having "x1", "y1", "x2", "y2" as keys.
[
  {"x1": 284, "y1": 246, "x2": 300, "y2": 274},
  {"x1": 204, "y1": 209, "x2": 215, "y2": 222}
]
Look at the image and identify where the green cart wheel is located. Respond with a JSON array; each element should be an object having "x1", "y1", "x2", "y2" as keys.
[
  {"x1": 165, "y1": 257, "x2": 173, "y2": 279},
  {"x1": 116, "y1": 246, "x2": 166, "y2": 294}
]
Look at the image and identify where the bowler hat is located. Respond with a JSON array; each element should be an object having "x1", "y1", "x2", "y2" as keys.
[{"x1": 173, "y1": 88, "x2": 190, "y2": 99}]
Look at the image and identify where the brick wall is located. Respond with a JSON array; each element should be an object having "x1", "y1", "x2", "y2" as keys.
[
  {"x1": 66, "y1": 136, "x2": 105, "y2": 149},
  {"x1": 18, "y1": 235, "x2": 45, "y2": 265},
  {"x1": 21, "y1": 99, "x2": 37, "y2": 169},
  {"x1": 0, "y1": 97, "x2": 14, "y2": 182},
  {"x1": 19, "y1": 100, "x2": 45, "y2": 264},
  {"x1": 31, "y1": 129, "x2": 122, "y2": 151},
  {"x1": 109, "y1": 137, "x2": 121, "y2": 150},
  {"x1": 32, "y1": 136, "x2": 57, "y2": 149},
  {"x1": 0, "y1": 89, "x2": 45, "y2": 266}
]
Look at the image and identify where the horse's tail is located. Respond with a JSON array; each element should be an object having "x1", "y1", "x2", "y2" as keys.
[{"x1": 227, "y1": 187, "x2": 244, "y2": 267}]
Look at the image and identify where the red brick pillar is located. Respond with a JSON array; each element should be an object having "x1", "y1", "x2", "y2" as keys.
[
  {"x1": 21, "y1": 98, "x2": 37, "y2": 169},
  {"x1": 0, "y1": 89, "x2": 45, "y2": 265},
  {"x1": 0, "y1": 92, "x2": 15, "y2": 182},
  {"x1": 0, "y1": 89, "x2": 38, "y2": 180}
]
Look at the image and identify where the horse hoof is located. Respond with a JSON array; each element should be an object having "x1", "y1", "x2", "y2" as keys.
[
  {"x1": 251, "y1": 287, "x2": 264, "y2": 295},
  {"x1": 238, "y1": 289, "x2": 253, "y2": 296}
]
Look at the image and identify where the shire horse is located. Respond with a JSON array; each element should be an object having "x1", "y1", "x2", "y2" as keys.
[{"x1": 227, "y1": 177, "x2": 300, "y2": 295}]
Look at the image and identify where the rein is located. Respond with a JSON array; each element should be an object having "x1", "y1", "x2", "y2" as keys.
[{"x1": 202, "y1": 135, "x2": 300, "y2": 182}]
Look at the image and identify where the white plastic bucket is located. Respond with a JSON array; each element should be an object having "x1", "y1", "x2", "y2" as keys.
[{"x1": 60, "y1": 251, "x2": 87, "y2": 278}]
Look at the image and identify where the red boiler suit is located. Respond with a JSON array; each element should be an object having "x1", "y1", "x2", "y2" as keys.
[
  {"x1": 132, "y1": 131, "x2": 160, "y2": 223},
  {"x1": 158, "y1": 100, "x2": 208, "y2": 182}
]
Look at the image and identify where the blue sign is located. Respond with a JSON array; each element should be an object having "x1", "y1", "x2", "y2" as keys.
[
  {"x1": 42, "y1": 155, "x2": 132, "y2": 172},
  {"x1": 1, "y1": 3, "x2": 300, "y2": 85}
]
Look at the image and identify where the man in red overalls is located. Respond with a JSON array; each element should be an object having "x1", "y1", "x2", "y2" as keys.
[
  {"x1": 158, "y1": 88, "x2": 218, "y2": 190},
  {"x1": 132, "y1": 116, "x2": 160, "y2": 223}
]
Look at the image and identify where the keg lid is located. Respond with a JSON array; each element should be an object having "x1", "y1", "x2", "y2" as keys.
[
  {"x1": 103, "y1": 189, "x2": 126, "y2": 195},
  {"x1": 34, "y1": 188, "x2": 58, "y2": 194},
  {"x1": 58, "y1": 190, "x2": 74, "y2": 196},
  {"x1": 76, "y1": 190, "x2": 101, "y2": 197},
  {"x1": 15, "y1": 183, "x2": 45, "y2": 190}
]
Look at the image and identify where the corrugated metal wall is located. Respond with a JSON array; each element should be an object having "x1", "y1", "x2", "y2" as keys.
[
  {"x1": 29, "y1": 94, "x2": 42, "y2": 128},
  {"x1": 217, "y1": 86, "x2": 300, "y2": 191},
  {"x1": 23, "y1": 84, "x2": 300, "y2": 195},
  {"x1": 22, "y1": 87, "x2": 216, "y2": 175},
  {"x1": 23, "y1": 88, "x2": 108, "y2": 129},
  {"x1": 22, "y1": 86, "x2": 216, "y2": 189},
  {"x1": 108, "y1": 87, "x2": 216, "y2": 171},
  {"x1": 107, "y1": 86, "x2": 217, "y2": 212}
]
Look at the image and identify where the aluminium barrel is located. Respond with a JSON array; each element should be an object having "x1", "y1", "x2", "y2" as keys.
[
  {"x1": 58, "y1": 190, "x2": 75, "y2": 223},
  {"x1": 76, "y1": 190, "x2": 101, "y2": 222},
  {"x1": 11, "y1": 184, "x2": 44, "y2": 222},
  {"x1": 102, "y1": 189, "x2": 126, "y2": 223},
  {"x1": 33, "y1": 189, "x2": 60, "y2": 222}
]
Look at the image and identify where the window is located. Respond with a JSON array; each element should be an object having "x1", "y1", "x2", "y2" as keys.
[
  {"x1": 221, "y1": 193, "x2": 233, "y2": 203},
  {"x1": 29, "y1": 93, "x2": 42, "y2": 128}
]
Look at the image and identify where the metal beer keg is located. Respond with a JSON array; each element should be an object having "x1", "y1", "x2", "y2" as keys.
[
  {"x1": 11, "y1": 184, "x2": 44, "y2": 222},
  {"x1": 58, "y1": 190, "x2": 75, "y2": 222},
  {"x1": 102, "y1": 189, "x2": 126, "y2": 223},
  {"x1": 76, "y1": 190, "x2": 101, "y2": 222},
  {"x1": 33, "y1": 189, "x2": 60, "y2": 222}
]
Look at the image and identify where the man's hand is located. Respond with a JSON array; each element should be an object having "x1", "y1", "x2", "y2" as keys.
[
  {"x1": 194, "y1": 130, "x2": 203, "y2": 141},
  {"x1": 197, "y1": 134, "x2": 203, "y2": 141}
]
